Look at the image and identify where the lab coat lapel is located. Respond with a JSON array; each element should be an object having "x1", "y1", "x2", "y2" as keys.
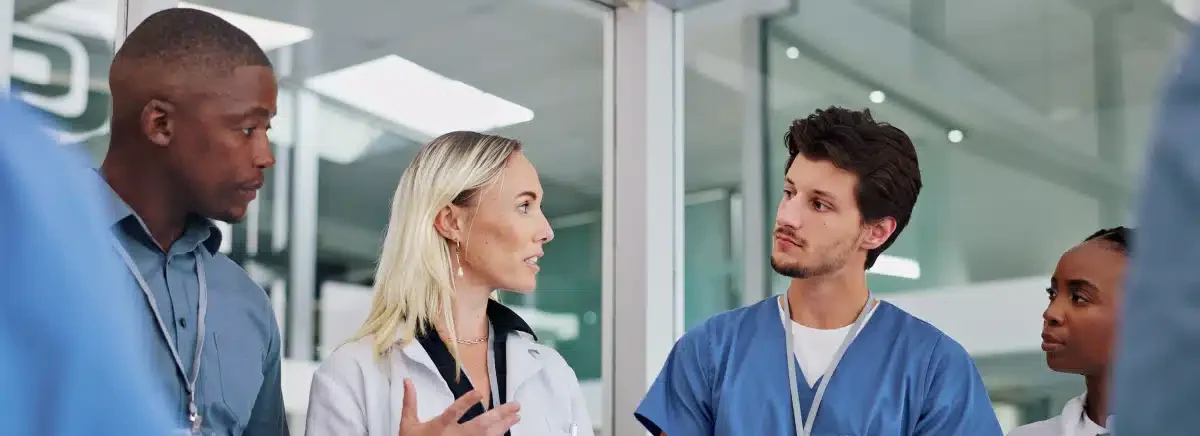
[
  {"x1": 1059, "y1": 393, "x2": 1086, "y2": 436},
  {"x1": 400, "y1": 340, "x2": 441, "y2": 379},
  {"x1": 505, "y1": 332, "x2": 545, "y2": 399},
  {"x1": 390, "y1": 341, "x2": 461, "y2": 426}
]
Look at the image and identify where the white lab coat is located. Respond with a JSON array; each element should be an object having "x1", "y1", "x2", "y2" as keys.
[
  {"x1": 304, "y1": 331, "x2": 592, "y2": 436},
  {"x1": 1006, "y1": 393, "x2": 1108, "y2": 436}
]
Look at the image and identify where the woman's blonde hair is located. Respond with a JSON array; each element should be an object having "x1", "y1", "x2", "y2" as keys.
[{"x1": 353, "y1": 131, "x2": 522, "y2": 361}]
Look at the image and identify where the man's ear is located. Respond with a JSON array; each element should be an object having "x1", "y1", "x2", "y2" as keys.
[
  {"x1": 433, "y1": 204, "x2": 466, "y2": 244},
  {"x1": 860, "y1": 216, "x2": 897, "y2": 250},
  {"x1": 141, "y1": 99, "x2": 175, "y2": 147}
]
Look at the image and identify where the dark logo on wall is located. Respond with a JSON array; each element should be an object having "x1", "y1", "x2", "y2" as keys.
[{"x1": 10, "y1": 22, "x2": 112, "y2": 144}]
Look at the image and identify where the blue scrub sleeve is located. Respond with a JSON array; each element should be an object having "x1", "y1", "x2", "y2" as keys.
[
  {"x1": 913, "y1": 336, "x2": 1003, "y2": 436},
  {"x1": 634, "y1": 327, "x2": 714, "y2": 436}
]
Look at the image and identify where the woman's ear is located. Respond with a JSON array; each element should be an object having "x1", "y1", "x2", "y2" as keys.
[{"x1": 434, "y1": 204, "x2": 465, "y2": 243}]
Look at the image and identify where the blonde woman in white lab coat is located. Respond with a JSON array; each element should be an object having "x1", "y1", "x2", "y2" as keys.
[
  {"x1": 1008, "y1": 227, "x2": 1132, "y2": 436},
  {"x1": 304, "y1": 131, "x2": 592, "y2": 436}
]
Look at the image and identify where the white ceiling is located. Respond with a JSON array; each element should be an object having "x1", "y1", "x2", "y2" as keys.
[
  {"x1": 11, "y1": 0, "x2": 1184, "y2": 274},
  {"x1": 760, "y1": 0, "x2": 1182, "y2": 286},
  {"x1": 187, "y1": 0, "x2": 1183, "y2": 273}
]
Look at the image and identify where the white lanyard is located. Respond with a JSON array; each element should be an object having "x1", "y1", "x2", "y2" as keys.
[
  {"x1": 111, "y1": 236, "x2": 208, "y2": 433},
  {"x1": 486, "y1": 324, "x2": 501, "y2": 409},
  {"x1": 783, "y1": 292, "x2": 875, "y2": 436}
]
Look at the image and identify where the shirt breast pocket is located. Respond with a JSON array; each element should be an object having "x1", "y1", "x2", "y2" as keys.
[{"x1": 212, "y1": 331, "x2": 265, "y2": 426}]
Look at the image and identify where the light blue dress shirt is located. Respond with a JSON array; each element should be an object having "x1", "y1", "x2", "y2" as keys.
[
  {"x1": 100, "y1": 169, "x2": 289, "y2": 436},
  {"x1": 1111, "y1": 24, "x2": 1200, "y2": 436},
  {"x1": 0, "y1": 96, "x2": 174, "y2": 435}
]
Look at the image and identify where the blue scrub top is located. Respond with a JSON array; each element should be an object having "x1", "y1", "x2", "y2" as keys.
[{"x1": 636, "y1": 297, "x2": 1003, "y2": 435}]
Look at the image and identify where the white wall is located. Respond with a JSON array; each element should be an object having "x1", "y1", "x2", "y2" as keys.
[{"x1": 885, "y1": 275, "x2": 1048, "y2": 357}]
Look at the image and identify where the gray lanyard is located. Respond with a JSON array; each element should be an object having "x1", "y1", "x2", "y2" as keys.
[
  {"x1": 110, "y1": 236, "x2": 208, "y2": 433},
  {"x1": 783, "y1": 292, "x2": 875, "y2": 436}
]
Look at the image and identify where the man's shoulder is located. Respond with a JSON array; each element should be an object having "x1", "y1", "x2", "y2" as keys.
[
  {"x1": 677, "y1": 297, "x2": 778, "y2": 348},
  {"x1": 876, "y1": 301, "x2": 962, "y2": 353},
  {"x1": 207, "y1": 253, "x2": 269, "y2": 297},
  {"x1": 206, "y1": 253, "x2": 278, "y2": 327}
]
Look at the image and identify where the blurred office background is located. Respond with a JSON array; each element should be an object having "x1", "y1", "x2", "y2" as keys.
[{"x1": 2, "y1": 0, "x2": 1189, "y2": 433}]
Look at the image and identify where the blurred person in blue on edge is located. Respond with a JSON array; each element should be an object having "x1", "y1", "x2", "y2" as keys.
[{"x1": 0, "y1": 95, "x2": 173, "y2": 435}]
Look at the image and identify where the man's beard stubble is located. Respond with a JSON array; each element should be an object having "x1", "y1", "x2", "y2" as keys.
[
  {"x1": 770, "y1": 234, "x2": 855, "y2": 279},
  {"x1": 771, "y1": 255, "x2": 842, "y2": 279}
]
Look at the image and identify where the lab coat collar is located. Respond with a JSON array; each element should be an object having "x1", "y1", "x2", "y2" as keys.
[
  {"x1": 397, "y1": 303, "x2": 546, "y2": 399},
  {"x1": 485, "y1": 299, "x2": 537, "y2": 340},
  {"x1": 1059, "y1": 392, "x2": 1111, "y2": 436},
  {"x1": 1059, "y1": 393, "x2": 1087, "y2": 436},
  {"x1": 399, "y1": 340, "x2": 442, "y2": 383},
  {"x1": 398, "y1": 331, "x2": 546, "y2": 399},
  {"x1": 504, "y1": 331, "x2": 545, "y2": 397}
]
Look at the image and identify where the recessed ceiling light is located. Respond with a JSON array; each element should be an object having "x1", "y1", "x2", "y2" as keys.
[
  {"x1": 27, "y1": 0, "x2": 313, "y2": 51},
  {"x1": 305, "y1": 55, "x2": 535, "y2": 142},
  {"x1": 24, "y1": 0, "x2": 116, "y2": 40},
  {"x1": 1167, "y1": 0, "x2": 1200, "y2": 23},
  {"x1": 868, "y1": 254, "x2": 921, "y2": 279},
  {"x1": 947, "y1": 129, "x2": 964, "y2": 143},
  {"x1": 269, "y1": 89, "x2": 385, "y2": 164},
  {"x1": 869, "y1": 90, "x2": 886, "y2": 104},
  {"x1": 180, "y1": 3, "x2": 313, "y2": 52},
  {"x1": 786, "y1": 46, "x2": 800, "y2": 59}
]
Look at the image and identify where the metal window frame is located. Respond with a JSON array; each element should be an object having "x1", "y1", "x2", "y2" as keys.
[{"x1": 606, "y1": 2, "x2": 685, "y2": 435}]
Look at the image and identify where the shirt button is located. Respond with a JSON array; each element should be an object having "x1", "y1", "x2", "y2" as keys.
[{"x1": 178, "y1": 318, "x2": 187, "y2": 328}]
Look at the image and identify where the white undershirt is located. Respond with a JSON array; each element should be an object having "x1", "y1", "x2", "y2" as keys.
[{"x1": 777, "y1": 296, "x2": 878, "y2": 387}]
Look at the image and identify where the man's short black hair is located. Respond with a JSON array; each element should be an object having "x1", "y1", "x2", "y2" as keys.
[
  {"x1": 111, "y1": 7, "x2": 271, "y2": 80},
  {"x1": 784, "y1": 106, "x2": 922, "y2": 269},
  {"x1": 107, "y1": 7, "x2": 273, "y2": 138},
  {"x1": 1084, "y1": 226, "x2": 1133, "y2": 254}
]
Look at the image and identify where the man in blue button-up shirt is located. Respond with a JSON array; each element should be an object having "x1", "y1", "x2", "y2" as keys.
[{"x1": 98, "y1": 8, "x2": 287, "y2": 435}]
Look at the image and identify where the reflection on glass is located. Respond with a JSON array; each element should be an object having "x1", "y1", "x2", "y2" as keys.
[
  {"x1": 679, "y1": 11, "x2": 752, "y2": 329},
  {"x1": 12, "y1": 0, "x2": 118, "y2": 159},
  {"x1": 188, "y1": 0, "x2": 609, "y2": 431}
]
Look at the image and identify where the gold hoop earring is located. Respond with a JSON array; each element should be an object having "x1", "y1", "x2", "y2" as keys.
[{"x1": 455, "y1": 243, "x2": 464, "y2": 278}]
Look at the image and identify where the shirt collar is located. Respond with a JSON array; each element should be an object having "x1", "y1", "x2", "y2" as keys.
[
  {"x1": 95, "y1": 170, "x2": 223, "y2": 255},
  {"x1": 415, "y1": 299, "x2": 538, "y2": 341},
  {"x1": 485, "y1": 299, "x2": 537, "y2": 340},
  {"x1": 1060, "y1": 392, "x2": 1108, "y2": 435}
]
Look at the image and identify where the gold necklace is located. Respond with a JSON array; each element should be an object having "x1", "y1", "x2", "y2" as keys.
[{"x1": 456, "y1": 335, "x2": 488, "y2": 345}]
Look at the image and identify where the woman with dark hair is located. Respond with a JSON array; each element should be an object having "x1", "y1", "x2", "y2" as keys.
[{"x1": 1008, "y1": 227, "x2": 1132, "y2": 436}]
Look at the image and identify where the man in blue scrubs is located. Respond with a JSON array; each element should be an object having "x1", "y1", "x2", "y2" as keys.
[
  {"x1": 636, "y1": 107, "x2": 1002, "y2": 435},
  {"x1": 100, "y1": 8, "x2": 287, "y2": 435},
  {"x1": 0, "y1": 97, "x2": 174, "y2": 435}
]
